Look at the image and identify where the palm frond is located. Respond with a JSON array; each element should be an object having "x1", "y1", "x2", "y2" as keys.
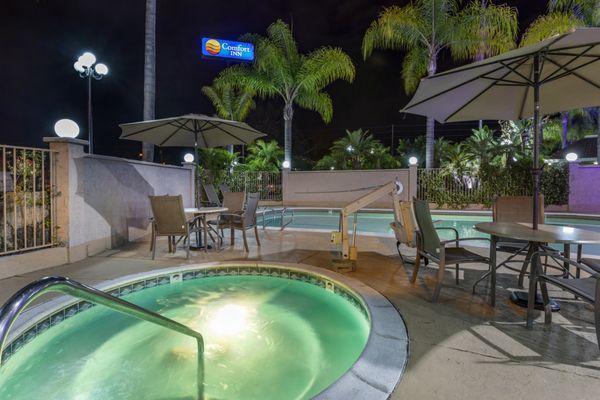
[
  {"x1": 295, "y1": 91, "x2": 333, "y2": 123},
  {"x1": 401, "y1": 47, "x2": 429, "y2": 94},
  {"x1": 216, "y1": 64, "x2": 280, "y2": 99},
  {"x1": 521, "y1": 12, "x2": 584, "y2": 46},
  {"x1": 296, "y1": 47, "x2": 355, "y2": 94},
  {"x1": 201, "y1": 85, "x2": 231, "y2": 119},
  {"x1": 266, "y1": 20, "x2": 301, "y2": 67},
  {"x1": 361, "y1": 5, "x2": 427, "y2": 59}
]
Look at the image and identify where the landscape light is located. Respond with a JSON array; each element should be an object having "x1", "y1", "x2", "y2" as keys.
[
  {"x1": 94, "y1": 63, "x2": 108, "y2": 75},
  {"x1": 183, "y1": 153, "x2": 194, "y2": 163},
  {"x1": 330, "y1": 166, "x2": 335, "y2": 170},
  {"x1": 282, "y1": 160, "x2": 290, "y2": 169},
  {"x1": 54, "y1": 119, "x2": 80, "y2": 138},
  {"x1": 78, "y1": 52, "x2": 96, "y2": 68},
  {"x1": 346, "y1": 145, "x2": 354, "y2": 152},
  {"x1": 565, "y1": 152, "x2": 578, "y2": 162},
  {"x1": 408, "y1": 156, "x2": 418, "y2": 166}
]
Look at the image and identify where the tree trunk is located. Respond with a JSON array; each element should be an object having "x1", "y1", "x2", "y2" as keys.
[
  {"x1": 142, "y1": 0, "x2": 156, "y2": 162},
  {"x1": 283, "y1": 102, "x2": 293, "y2": 167},
  {"x1": 561, "y1": 111, "x2": 569, "y2": 149},
  {"x1": 425, "y1": 56, "x2": 437, "y2": 169}
]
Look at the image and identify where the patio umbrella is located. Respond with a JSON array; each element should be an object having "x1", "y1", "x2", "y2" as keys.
[
  {"x1": 402, "y1": 28, "x2": 600, "y2": 229},
  {"x1": 119, "y1": 113, "x2": 266, "y2": 157}
]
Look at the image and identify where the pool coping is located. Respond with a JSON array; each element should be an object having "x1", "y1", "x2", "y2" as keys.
[{"x1": 3, "y1": 261, "x2": 409, "y2": 400}]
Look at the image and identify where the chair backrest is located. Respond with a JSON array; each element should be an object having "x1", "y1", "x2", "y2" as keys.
[
  {"x1": 493, "y1": 195, "x2": 544, "y2": 224},
  {"x1": 222, "y1": 191, "x2": 245, "y2": 214},
  {"x1": 202, "y1": 183, "x2": 221, "y2": 206},
  {"x1": 149, "y1": 195, "x2": 187, "y2": 235},
  {"x1": 219, "y1": 183, "x2": 230, "y2": 193},
  {"x1": 391, "y1": 195, "x2": 417, "y2": 247},
  {"x1": 412, "y1": 198, "x2": 441, "y2": 256},
  {"x1": 243, "y1": 193, "x2": 260, "y2": 226}
]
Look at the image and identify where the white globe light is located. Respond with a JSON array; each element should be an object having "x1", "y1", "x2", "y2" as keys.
[
  {"x1": 346, "y1": 145, "x2": 354, "y2": 152},
  {"x1": 54, "y1": 119, "x2": 79, "y2": 138},
  {"x1": 73, "y1": 61, "x2": 85, "y2": 72},
  {"x1": 408, "y1": 156, "x2": 418, "y2": 166},
  {"x1": 565, "y1": 152, "x2": 578, "y2": 162},
  {"x1": 78, "y1": 52, "x2": 96, "y2": 68},
  {"x1": 183, "y1": 153, "x2": 194, "y2": 163},
  {"x1": 330, "y1": 166, "x2": 335, "y2": 170},
  {"x1": 94, "y1": 63, "x2": 108, "y2": 75},
  {"x1": 282, "y1": 160, "x2": 290, "y2": 169}
]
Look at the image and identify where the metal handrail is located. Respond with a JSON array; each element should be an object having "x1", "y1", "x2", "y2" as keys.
[{"x1": 0, "y1": 276, "x2": 204, "y2": 398}]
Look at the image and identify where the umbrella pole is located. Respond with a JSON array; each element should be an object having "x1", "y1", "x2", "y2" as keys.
[
  {"x1": 194, "y1": 131, "x2": 199, "y2": 208},
  {"x1": 532, "y1": 54, "x2": 541, "y2": 230}
]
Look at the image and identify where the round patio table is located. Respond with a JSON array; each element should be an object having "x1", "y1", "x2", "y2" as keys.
[
  {"x1": 185, "y1": 207, "x2": 228, "y2": 251},
  {"x1": 475, "y1": 221, "x2": 600, "y2": 324}
]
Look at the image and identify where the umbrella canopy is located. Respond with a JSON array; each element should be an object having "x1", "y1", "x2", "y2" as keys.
[
  {"x1": 403, "y1": 28, "x2": 600, "y2": 123},
  {"x1": 402, "y1": 28, "x2": 600, "y2": 229},
  {"x1": 119, "y1": 114, "x2": 266, "y2": 148}
]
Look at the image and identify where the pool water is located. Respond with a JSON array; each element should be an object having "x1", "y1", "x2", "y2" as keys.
[
  {"x1": 0, "y1": 276, "x2": 369, "y2": 400},
  {"x1": 264, "y1": 210, "x2": 600, "y2": 256}
]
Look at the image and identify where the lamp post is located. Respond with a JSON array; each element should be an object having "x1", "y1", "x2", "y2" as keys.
[{"x1": 74, "y1": 52, "x2": 108, "y2": 154}]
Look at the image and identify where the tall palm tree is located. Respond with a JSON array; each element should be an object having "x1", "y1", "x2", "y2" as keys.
[
  {"x1": 362, "y1": 0, "x2": 517, "y2": 168},
  {"x1": 142, "y1": 0, "x2": 156, "y2": 162},
  {"x1": 216, "y1": 20, "x2": 355, "y2": 167},
  {"x1": 521, "y1": 0, "x2": 600, "y2": 157}
]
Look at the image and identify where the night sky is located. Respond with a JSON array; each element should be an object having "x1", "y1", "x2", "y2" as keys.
[{"x1": 1, "y1": 1, "x2": 546, "y2": 164}]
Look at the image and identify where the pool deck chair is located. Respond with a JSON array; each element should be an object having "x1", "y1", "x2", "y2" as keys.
[
  {"x1": 202, "y1": 183, "x2": 221, "y2": 207},
  {"x1": 218, "y1": 193, "x2": 261, "y2": 252},
  {"x1": 473, "y1": 195, "x2": 545, "y2": 293},
  {"x1": 149, "y1": 195, "x2": 201, "y2": 260},
  {"x1": 390, "y1": 196, "x2": 418, "y2": 264},
  {"x1": 527, "y1": 251, "x2": 600, "y2": 350},
  {"x1": 412, "y1": 198, "x2": 492, "y2": 304}
]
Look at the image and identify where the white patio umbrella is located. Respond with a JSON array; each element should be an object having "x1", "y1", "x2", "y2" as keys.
[
  {"x1": 119, "y1": 113, "x2": 266, "y2": 158},
  {"x1": 402, "y1": 28, "x2": 600, "y2": 228}
]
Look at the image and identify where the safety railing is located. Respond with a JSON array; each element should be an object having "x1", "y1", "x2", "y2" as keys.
[
  {"x1": 197, "y1": 170, "x2": 282, "y2": 203},
  {"x1": 0, "y1": 145, "x2": 57, "y2": 256},
  {"x1": 0, "y1": 276, "x2": 204, "y2": 398}
]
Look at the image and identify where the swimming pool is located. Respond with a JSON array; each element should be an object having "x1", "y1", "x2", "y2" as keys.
[
  {"x1": 263, "y1": 210, "x2": 600, "y2": 256},
  {"x1": 0, "y1": 264, "x2": 408, "y2": 400}
]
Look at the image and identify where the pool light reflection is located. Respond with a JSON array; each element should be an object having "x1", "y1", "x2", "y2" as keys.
[{"x1": 209, "y1": 304, "x2": 250, "y2": 336}]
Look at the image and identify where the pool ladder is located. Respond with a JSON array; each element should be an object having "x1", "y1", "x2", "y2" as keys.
[
  {"x1": 0, "y1": 276, "x2": 205, "y2": 399},
  {"x1": 261, "y1": 207, "x2": 294, "y2": 230}
]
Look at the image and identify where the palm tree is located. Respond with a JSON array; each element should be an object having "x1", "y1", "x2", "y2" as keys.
[
  {"x1": 217, "y1": 20, "x2": 355, "y2": 167},
  {"x1": 331, "y1": 129, "x2": 378, "y2": 169},
  {"x1": 142, "y1": 0, "x2": 157, "y2": 162},
  {"x1": 201, "y1": 84, "x2": 256, "y2": 122},
  {"x1": 464, "y1": 126, "x2": 499, "y2": 167},
  {"x1": 362, "y1": 0, "x2": 517, "y2": 168},
  {"x1": 246, "y1": 140, "x2": 284, "y2": 172},
  {"x1": 202, "y1": 83, "x2": 256, "y2": 153}
]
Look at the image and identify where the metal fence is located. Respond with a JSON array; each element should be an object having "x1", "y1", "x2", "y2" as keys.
[
  {"x1": 0, "y1": 145, "x2": 57, "y2": 256},
  {"x1": 417, "y1": 168, "x2": 530, "y2": 206},
  {"x1": 196, "y1": 170, "x2": 282, "y2": 203}
]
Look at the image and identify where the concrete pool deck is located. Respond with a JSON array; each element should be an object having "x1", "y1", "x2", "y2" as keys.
[{"x1": 1, "y1": 229, "x2": 599, "y2": 399}]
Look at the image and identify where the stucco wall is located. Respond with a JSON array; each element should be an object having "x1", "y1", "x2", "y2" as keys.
[
  {"x1": 282, "y1": 168, "x2": 415, "y2": 208},
  {"x1": 45, "y1": 138, "x2": 195, "y2": 262},
  {"x1": 569, "y1": 163, "x2": 600, "y2": 213}
]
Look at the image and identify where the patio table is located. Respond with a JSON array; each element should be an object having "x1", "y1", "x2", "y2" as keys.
[
  {"x1": 475, "y1": 222, "x2": 600, "y2": 315},
  {"x1": 185, "y1": 207, "x2": 228, "y2": 251}
]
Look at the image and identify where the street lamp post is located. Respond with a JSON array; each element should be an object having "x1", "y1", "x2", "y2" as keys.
[{"x1": 74, "y1": 52, "x2": 108, "y2": 154}]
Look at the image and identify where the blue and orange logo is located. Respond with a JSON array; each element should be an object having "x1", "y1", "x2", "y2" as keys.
[{"x1": 204, "y1": 39, "x2": 221, "y2": 55}]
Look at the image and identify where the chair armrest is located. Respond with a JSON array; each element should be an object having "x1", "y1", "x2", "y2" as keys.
[
  {"x1": 533, "y1": 251, "x2": 600, "y2": 278},
  {"x1": 435, "y1": 226, "x2": 459, "y2": 241},
  {"x1": 441, "y1": 237, "x2": 491, "y2": 245}
]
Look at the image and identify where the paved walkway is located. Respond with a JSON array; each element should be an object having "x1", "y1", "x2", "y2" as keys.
[{"x1": 1, "y1": 229, "x2": 599, "y2": 399}]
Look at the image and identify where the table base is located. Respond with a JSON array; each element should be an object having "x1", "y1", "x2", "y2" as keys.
[{"x1": 510, "y1": 290, "x2": 560, "y2": 311}]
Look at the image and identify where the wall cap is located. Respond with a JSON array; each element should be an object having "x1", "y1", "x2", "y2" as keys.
[{"x1": 43, "y1": 137, "x2": 89, "y2": 146}]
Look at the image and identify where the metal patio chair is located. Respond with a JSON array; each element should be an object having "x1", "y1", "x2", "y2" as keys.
[
  {"x1": 218, "y1": 192, "x2": 261, "y2": 252},
  {"x1": 201, "y1": 183, "x2": 222, "y2": 207},
  {"x1": 412, "y1": 198, "x2": 492, "y2": 303},
  {"x1": 148, "y1": 194, "x2": 201, "y2": 259},
  {"x1": 527, "y1": 251, "x2": 600, "y2": 349},
  {"x1": 473, "y1": 196, "x2": 545, "y2": 293}
]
